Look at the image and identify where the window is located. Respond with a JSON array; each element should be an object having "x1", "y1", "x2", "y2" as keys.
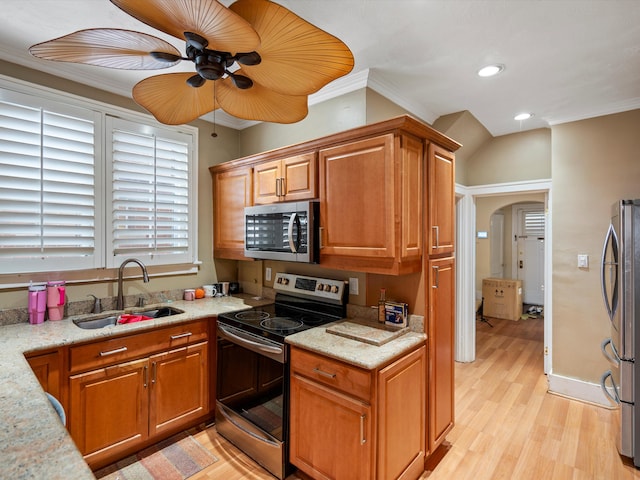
[
  {"x1": 107, "y1": 117, "x2": 194, "y2": 267},
  {"x1": 0, "y1": 81, "x2": 197, "y2": 278}
]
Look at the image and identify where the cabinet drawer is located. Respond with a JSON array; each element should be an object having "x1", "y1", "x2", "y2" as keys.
[
  {"x1": 70, "y1": 320, "x2": 208, "y2": 374},
  {"x1": 290, "y1": 347, "x2": 371, "y2": 401}
]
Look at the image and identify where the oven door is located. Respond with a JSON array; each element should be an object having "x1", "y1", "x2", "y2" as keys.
[{"x1": 216, "y1": 322, "x2": 289, "y2": 479}]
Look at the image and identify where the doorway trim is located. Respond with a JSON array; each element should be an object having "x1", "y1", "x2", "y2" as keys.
[{"x1": 455, "y1": 179, "x2": 552, "y2": 373}]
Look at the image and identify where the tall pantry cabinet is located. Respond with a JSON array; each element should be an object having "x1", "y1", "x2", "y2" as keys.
[{"x1": 424, "y1": 138, "x2": 457, "y2": 461}]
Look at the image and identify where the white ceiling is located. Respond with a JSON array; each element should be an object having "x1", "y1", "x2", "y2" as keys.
[{"x1": 1, "y1": 0, "x2": 639, "y2": 136}]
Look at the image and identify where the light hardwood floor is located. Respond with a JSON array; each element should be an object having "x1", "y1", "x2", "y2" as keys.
[{"x1": 188, "y1": 315, "x2": 640, "y2": 479}]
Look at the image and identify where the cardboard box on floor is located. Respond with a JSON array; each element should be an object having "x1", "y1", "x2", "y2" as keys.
[{"x1": 482, "y1": 278, "x2": 523, "y2": 321}]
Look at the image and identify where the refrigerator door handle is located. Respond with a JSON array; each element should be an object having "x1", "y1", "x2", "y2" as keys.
[
  {"x1": 600, "y1": 223, "x2": 618, "y2": 321},
  {"x1": 601, "y1": 337, "x2": 621, "y2": 367},
  {"x1": 600, "y1": 369, "x2": 620, "y2": 406}
]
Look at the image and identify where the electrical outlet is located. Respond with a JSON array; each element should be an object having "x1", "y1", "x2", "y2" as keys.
[
  {"x1": 265, "y1": 267, "x2": 272, "y2": 281},
  {"x1": 349, "y1": 277, "x2": 359, "y2": 295}
]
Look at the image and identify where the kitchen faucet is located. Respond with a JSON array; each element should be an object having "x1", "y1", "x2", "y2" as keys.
[{"x1": 116, "y1": 258, "x2": 149, "y2": 310}]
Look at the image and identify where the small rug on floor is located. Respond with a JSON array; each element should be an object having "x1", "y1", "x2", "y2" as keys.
[{"x1": 94, "y1": 431, "x2": 218, "y2": 480}]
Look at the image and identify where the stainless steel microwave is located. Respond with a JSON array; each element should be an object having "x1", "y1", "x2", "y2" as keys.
[{"x1": 244, "y1": 201, "x2": 319, "y2": 263}]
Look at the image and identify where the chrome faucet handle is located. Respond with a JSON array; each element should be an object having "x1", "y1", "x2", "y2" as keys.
[{"x1": 87, "y1": 294, "x2": 102, "y2": 314}]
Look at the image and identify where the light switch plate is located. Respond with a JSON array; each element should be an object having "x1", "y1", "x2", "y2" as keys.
[
  {"x1": 265, "y1": 267, "x2": 272, "y2": 281},
  {"x1": 577, "y1": 254, "x2": 589, "y2": 269}
]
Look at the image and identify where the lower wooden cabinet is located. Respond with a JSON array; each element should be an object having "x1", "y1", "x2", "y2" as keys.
[
  {"x1": 68, "y1": 320, "x2": 210, "y2": 470},
  {"x1": 26, "y1": 349, "x2": 63, "y2": 400},
  {"x1": 426, "y1": 256, "x2": 455, "y2": 455},
  {"x1": 290, "y1": 345, "x2": 426, "y2": 480}
]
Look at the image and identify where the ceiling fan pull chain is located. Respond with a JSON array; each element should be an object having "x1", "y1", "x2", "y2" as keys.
[{"x1": 211, "y1": 81, "x2": 218, "y2": 138}]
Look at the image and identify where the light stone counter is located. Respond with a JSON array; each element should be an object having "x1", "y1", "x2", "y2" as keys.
[
  {"x1": 0, "y1": 295, "x2": 269, "y2": 480},
  {"x1": 286, "y1": 318, "x2": 427, "y2": 370}
]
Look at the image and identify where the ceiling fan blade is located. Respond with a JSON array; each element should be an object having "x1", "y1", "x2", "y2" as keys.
[
  {"x1": 29, "y1": 29, "x2": 181, "y2": 69},
  {"x1": 132, "y1": 73, "x2": 218, "y2": 125},
  {"x1": 216, "y1": 74, "x2": 308, "y2": 123},
  {"x1": 229, "y1": 0, "x2": 354, "y2": 96},
  {"x1": 110, "y1": 0, "x2": 260, "y2": 54}
]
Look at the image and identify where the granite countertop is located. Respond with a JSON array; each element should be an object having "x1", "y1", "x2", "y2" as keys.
[
  {"x1": 0, "y1": 294, "x2": 270, "y2": 480},
  {"x1": 286, "y1": 317, "x2": 427, "y2": 370}
]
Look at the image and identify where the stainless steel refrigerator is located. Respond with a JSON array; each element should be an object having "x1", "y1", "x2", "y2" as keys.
[{"x1": 601, "y1": 199, "x2": 640, "y2": 466}]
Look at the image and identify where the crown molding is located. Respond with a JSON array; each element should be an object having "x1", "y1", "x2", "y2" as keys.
[
  {"x1": 546, "y1": 97, "x2": 640, "y2": 127},
  {"x1": 366, "y1": 71, "x2": 439, "y2": 124}
]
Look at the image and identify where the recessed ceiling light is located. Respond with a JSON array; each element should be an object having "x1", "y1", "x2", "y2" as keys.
[
  {"x1": 477, "y1": 64, "x2": 504, "y2": 77},
  {"x1": 514, "y1": 113, "x2": 533, "y2": 121}
]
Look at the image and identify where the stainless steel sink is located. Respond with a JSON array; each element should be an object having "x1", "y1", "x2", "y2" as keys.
[
  {"x1": 73, "y1": 315, "x2": 119, "y2": 329},
  {"x1": 73, "y1": 306, "x2": 184, "y2": 329}
]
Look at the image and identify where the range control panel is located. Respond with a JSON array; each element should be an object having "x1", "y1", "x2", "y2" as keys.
[{"x1": 273, "y1": 272, "x2": 347, "y2": 304}]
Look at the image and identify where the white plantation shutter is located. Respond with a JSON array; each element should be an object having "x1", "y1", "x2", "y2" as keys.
[
  {"x1": 107, "y1": 117, "x2": 194, "y2": 267},
  {"x1": 0, "y1": 93, "x2": 99, "y2": 274}
]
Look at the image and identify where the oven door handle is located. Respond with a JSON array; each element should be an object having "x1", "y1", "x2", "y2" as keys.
[
  {"x1": 217, "y1": 324, "x2": 284, "y2": 355},
  {"x1": 217, "y1": 402, "x2": 281, "y2": 447}
]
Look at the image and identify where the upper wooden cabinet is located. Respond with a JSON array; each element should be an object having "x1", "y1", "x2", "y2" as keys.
[
  {"x1": 211, "y1": 165, "x2": 252, "y2": 260},
  {"x1": 209, "y1": 116, "x2": 460, "y2": 267},
  {"x1": 253, "y1": 152, "x2": 317, "y2": 204},
  {"x1": 318, "y1": 133, "x2": 424, "y2": 274},
  {"x1": 427, "y1": 143, "x2": 455, "y2": 256}
]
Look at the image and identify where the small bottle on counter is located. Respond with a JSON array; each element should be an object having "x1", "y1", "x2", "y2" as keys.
[{"x1": 378, "y1": 288, "x2": 386, "y2": 323}]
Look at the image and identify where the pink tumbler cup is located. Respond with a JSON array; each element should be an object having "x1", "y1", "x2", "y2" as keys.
[
  {"x1": 28, "y1": 285, "x2": 47, "y2": 324},
  {"x1": 46, "y1": 281, "x2": 66, "y2": 321}
]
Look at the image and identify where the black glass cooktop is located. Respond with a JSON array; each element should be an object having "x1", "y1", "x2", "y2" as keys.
[{"x1": 217, "y1": 296, "x2": 344, "y2": 344}]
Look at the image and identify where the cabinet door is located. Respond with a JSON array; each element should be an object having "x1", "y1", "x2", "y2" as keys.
[
  {"x1": 290, "y1": 373, "x2": 372, "y2": 480},
  {"x1": 427, "y1": 143, "x2": 455, "y2": 256},
  {"x1": 281, "y1": 152, "x2": 317, "y2": 201},
  {"x1": 69, "y1": 358, "x2": 149, "y2": 467},
  {"x1": 254, "y1": 153, "x2": 317, "y2": 204},
  {"x1": 212, "y1": 166, "x2": 252, "y2": 259},
  {"x1": 319, "y1": 134, "x2": 395, "y2": 261},
  {"x1": 253, "y1": 159, "x2": 282, "y2": 204},
  {"x1": 400, "y1": 135, "x2": 424, "y2": 263},
  {"x1": 26, "y1": 350, "x2": 62, "y2": 400},
  {"x1": 149, "y1": 342, "x2": 209, "y2": 437},
  {"x1": 378, "y1": 345, "x2": 426, "y2": 480},
  {"x1": 426, "y1": 256, "x2": 455, "y2": 454}
]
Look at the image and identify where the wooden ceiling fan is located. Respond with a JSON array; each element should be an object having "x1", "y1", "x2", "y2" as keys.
[{"x1": 29, "y1": 0, "x2": 355, "y2": 126}]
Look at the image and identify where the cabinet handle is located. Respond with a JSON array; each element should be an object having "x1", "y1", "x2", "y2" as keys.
[
  {"x1": 432, "y1": 265, "x2": 439, "y2": 289},
  {"x1": 99, "y1": 346, "x2": 128, "y2": 357},
  {"x1": 313, "y1": 367, "x2": 336, "y2": 379},
  {"x1": 360, "y1": 414, "x2": 366, "y2": 445},
  {"x1": 151, "y1": 362, "x2": 157, "y2": 384},
  {"x1": 432, "y1": 225, "x2": 439, "y2": 249},
  {"x1": 170, "y1": 332, "x2": 192, "y2": 340},
  {"x1": 280, "y1": 177, "x2": 286, "y2": 197},
  {"x1": 275, "y1": 178, "x2": 281, "y2": 197},
  {"x1": 143, "y1": 365, "x2": 148, "y2": 388},
  {"x1": 319, "y1": 226, "x2": 324, "y2": 249}
]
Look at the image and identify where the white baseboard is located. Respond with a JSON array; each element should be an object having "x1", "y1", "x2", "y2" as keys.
[{"x1": 547, "y1": 373, "x2": 614, "y2": 408}]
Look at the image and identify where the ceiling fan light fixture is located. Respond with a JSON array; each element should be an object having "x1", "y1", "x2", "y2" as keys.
[
  {"x1": 477, "y1": 64, "x2": 504, "y2": 77},
  {"x1": 514, "y1": 112, "x2": 533, "y2": 121}
]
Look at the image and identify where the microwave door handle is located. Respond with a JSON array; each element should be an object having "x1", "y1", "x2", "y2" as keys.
[
  {"x1": 288, "y1": 213, "x2": 298, "y2": 253},
  {"x1": 600, "y1": 223, "x2": 617, "y2": 320}
]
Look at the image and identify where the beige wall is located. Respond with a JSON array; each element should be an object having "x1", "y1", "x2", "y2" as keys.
[
  {"x1": 433, "y1": 111, "x2": 492, "y2": 185},
  {"x1": 552, "y1": 109, "x2": 640, "y2": 383},
  {"x1": 237, "y1": 89, "x2": 367, "y2": 157},
  {"x1": 465, "y1": 128, "x2": 551, "y2": 186},
  {"x1": 0, "y1": 60, "x2": 240, "y2": 308}
]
